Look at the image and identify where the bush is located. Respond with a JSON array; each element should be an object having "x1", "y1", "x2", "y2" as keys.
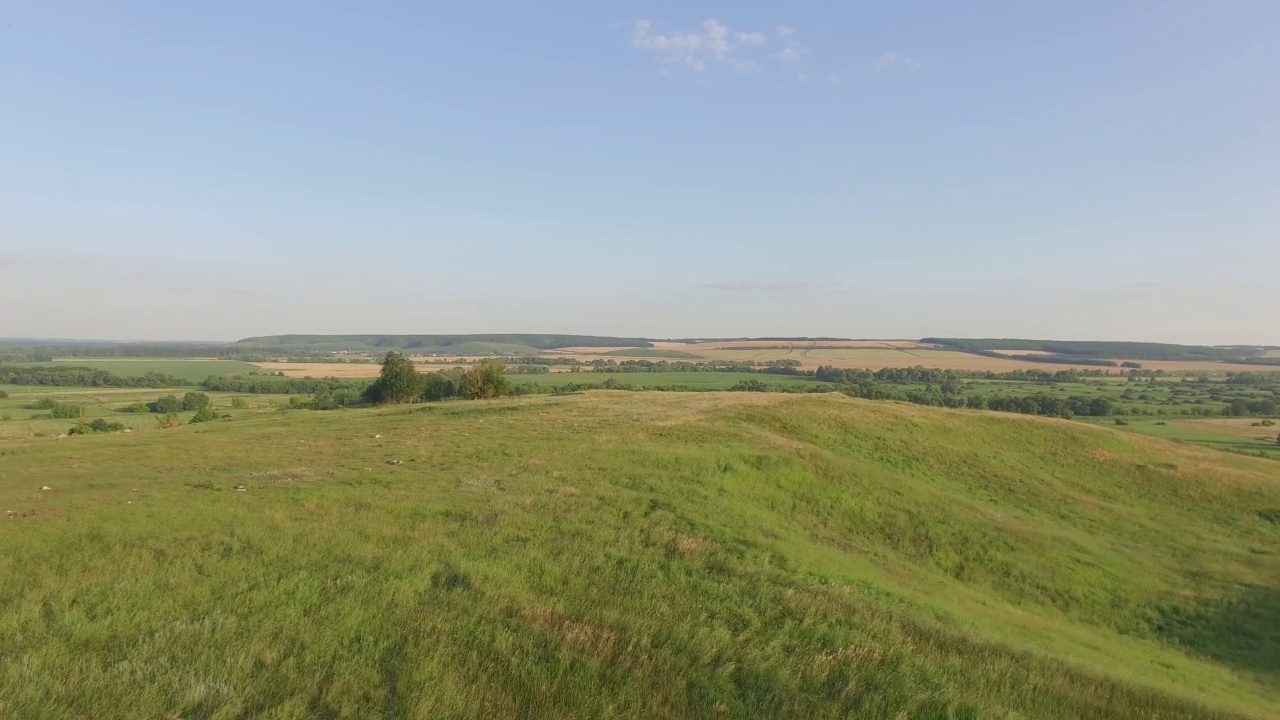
[
  {"x1": 120, "y1": 402, "x2": 150, "y2": 414},
  {"x1": 231, "y1": 397, "x2": 248, "y2": 409},
  {"x1": 148, "y1": 395, "x2": 183, "y2": 413},
  {"x1": 1113, "y1": 418, "x2": 1130, "y2": 426},
  {"x1": 68, "y1": 418, "x2": 125, "y2": 435},
  {"x1": 50, "y1": 403, "x2": 81, "y2": 419},
  {"x1": 189, "y1": 407, "x2": 217, "y2": 424},
  {"x1": 24, "y1": 398, "x2": 58, "y2": 410},
  {"x1": 182, "y1": 392, "x2": 211, "y2": 411},
  {"x1": 0, "y1": 389, "x2": 7, "y2": 398}
]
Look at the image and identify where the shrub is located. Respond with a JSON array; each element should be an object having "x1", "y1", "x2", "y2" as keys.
[
  {"x1": 1113, "y1": 418, "x2": 1130, "y2": 426},
  {"x1": 121, "y1": 402, "x2": 150, "y2": 414},
  {"x1": 148, "y1": 395, "x2": 183, "y2": 413},
  {"x1": 181, "y1": 392, "x2": 211, "y2": 411},
  {"x1": 50, "y1": 403, "x2": 82, "y2": 419},
  {"x1": 189, "y1": 407, "x2": 217, "y2": 424},
  {"x1": 0, "y1": 389, "x2": 7, "y2": 398},
  {"x1": 231, "y1": 397, "x2": 248, "y2": 409},
  {"x1": 68, "y1": 418, "x2": 125, "y2": 435},
  {"x1": 24, "y1": 398, "x2": 58, "y2": 410}
]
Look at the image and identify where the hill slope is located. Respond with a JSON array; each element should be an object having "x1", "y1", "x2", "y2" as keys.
[{"x1": 1, "y1": 394, "x2": 1277, "y2": 718}]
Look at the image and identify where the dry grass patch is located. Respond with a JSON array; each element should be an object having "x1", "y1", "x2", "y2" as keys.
[{"x1": 252, "y1": 362, "x2": 383, "y2": 378}]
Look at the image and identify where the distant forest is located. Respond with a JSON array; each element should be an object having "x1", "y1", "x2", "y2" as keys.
[{"x1": 235, "y1": 334, "x2": 651, "y2": 351}]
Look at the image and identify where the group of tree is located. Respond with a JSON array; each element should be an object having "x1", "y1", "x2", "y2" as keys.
[
  {"x1": 145, "y1": 392, "x2": 211, "y2": 413},
  {"x1": 361, "y1": 353, "x2": 512, "y2": 405},
  {"x1": 0, "y1": 364, "x2": 187, "y2": 388}
]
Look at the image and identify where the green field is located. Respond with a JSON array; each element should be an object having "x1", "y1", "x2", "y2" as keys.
[
  {"x1": 0, "y1": 386, "x2": 284, "y2": 440},
  {"x1": 1111, "y1": 419, "x2": 1280, "y2": 460},
  {"x1": 513, "y1": 371, "x2": 830, "y2": 390},
  {"x1": 1, "y1": 391, "x2": 1277, "y2": 718},
  {"x1": 27, "y1": 358, "x2": 262, "y2": 381}
]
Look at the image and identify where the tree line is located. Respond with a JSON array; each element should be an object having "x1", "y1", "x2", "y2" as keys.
[{"x1": 362, "y1": 353, "x2": 511, "y2": 404}]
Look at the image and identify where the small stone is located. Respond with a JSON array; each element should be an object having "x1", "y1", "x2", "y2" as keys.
[
  {"x1": 386, "y1": 459, "x2": 402, "y2": 466},
  {"x1": 40, "y1": 486, "x2": 51, "y2": 491},
  {"x1": 374, "y1": 434, "x2": 382, "y2": 438}
]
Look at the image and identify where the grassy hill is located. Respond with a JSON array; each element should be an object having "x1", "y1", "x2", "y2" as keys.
[{"x1": 1, "y1": 393, "x2": 1277, "y2": 718}]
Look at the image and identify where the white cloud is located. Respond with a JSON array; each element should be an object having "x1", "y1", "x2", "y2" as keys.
[
  {"x1": 774, "y1": 46, "x2": 801, "y2": 64},
  {"x1": 631, "y1": 18, "x2": 771, "y2": 73},
  {"x1": 776, "y1": 25, "x2": 795, "y2": 40},
  {"x1": 872, "y1": 51, "x2": 924, "y2": 73}
]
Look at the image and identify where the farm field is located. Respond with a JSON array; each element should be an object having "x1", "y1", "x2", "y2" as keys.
[
  {"x1": 509, "y1": 372, "x2": 830, "y2": 390},
  {"x1": 17, "y1": 359, "x2": 261, "y2": 381},
  {"x1": 1, "y1": 392, "x2": 1277, "y2": 718},
  {"x1": 1111, "y1": 418, "x2": 1280, "y2": 460},
  {"x1": 254, "y1": 362, "x2": 387, "y2": 378}
]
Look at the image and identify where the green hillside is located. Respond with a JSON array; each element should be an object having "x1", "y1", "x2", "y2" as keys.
[{"x1": 1, "y1": 393, "x2": 1277, "y2": 718}]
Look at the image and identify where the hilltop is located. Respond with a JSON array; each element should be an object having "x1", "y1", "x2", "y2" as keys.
[{"x1": 1, "y1": 393, "x2": 1277, "y2": 718}]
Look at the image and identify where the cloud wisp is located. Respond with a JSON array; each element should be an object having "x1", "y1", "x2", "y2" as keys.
[
  {"x1": 631, "y1": 18, "x2": 768, "y2": 72},
  {"x1": 872, "y1": 51, "x2": 923, "y2": 73},
  {"x1": 697, "y1": 281, "x2": 820, "y2": 294},
  {"x1": 631, "y1": 18, "x2": 817, "y2": 76}
]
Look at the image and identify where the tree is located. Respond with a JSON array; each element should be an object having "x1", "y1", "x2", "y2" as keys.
[
  {"x1": 182, "y1": 392, "x2": 211, "y2": 411},
  {"x1": 363, "y1": 352, "x2": 424, "y2": 404},
  {"x1": 189, "y1": 406, "x2": 217, "y2": 423},
  {"x1": 148, "y1": 395, "x2": 183, "y2": 413},
  {"x1": 421, "y1": 372, "x2": 460, "y2": 402},
  {"x1": 460, "y1": 361, "x2": 509, "y2": 399}
]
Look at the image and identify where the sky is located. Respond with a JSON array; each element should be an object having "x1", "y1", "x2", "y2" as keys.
[{"x1": 2, "y1": 1, "x2": 1277, "y2": 344}]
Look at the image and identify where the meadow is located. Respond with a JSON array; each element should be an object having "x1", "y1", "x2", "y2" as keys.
[{"x1": 1, "y1": 392, "x2": 1277, "y2": 718}]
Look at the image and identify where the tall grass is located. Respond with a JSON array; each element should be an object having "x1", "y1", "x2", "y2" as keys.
[{"x1": 1, "y1": 393, "x2": 1276, "y2": 718}]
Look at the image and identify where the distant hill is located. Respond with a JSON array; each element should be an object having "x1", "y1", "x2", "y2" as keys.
[
  {"x1": 924, "y1": 338, "x2": 1266, "y2": 362},
  {"x1": 236, "y1": 334, "x2": 652, "y2": 354}
]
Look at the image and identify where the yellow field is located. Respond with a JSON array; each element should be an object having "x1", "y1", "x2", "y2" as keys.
[
  {"x1": 252, "y1": 346, "x2": 1280, "y2": 378},
  {"x1": 1170, "y1": 418, "x2": 1280, "y2": 441},
  {"x1": 254, "y1": 362, "x2": 386, "y2": 378}
]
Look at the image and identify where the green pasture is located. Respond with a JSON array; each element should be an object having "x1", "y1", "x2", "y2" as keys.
[{"x1": 0, "y1": 393, "x2": 1277, "y2": 718}]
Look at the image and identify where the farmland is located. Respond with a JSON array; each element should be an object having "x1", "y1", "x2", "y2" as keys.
[{"x1": 2, "y1": 391, "x2": 1278, "y2": 718}]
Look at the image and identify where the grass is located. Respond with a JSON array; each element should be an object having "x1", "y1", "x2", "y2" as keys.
[
  {"x1": 1112, "y1": 419, "x2": 1280, "y2": 460},
  {"x1": 0, "y1": 386, "x2": 283, "y2": 440},
  {"x1": 22, "y1": 359, "x2": 261, "y2": 381},
  {"x1": 1, "y1": 392, "x2": 1278, "y2": 718}
]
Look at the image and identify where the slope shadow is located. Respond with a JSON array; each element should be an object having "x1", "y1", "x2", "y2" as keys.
[{"x1": 1154, "y1": 585, "x2": 1280, "y2": 685}]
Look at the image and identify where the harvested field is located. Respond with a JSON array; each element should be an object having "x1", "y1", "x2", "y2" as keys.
[{"x1": 252, "y1": 362, "x2": 384, "y2": 378}]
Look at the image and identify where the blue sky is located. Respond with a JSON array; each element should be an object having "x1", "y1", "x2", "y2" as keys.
[{"x1": 2, "y1": 1, "x2": 1277, "y2": 343}]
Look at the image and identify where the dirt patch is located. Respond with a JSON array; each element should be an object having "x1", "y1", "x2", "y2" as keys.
[
  {"x1": 521, "y1": 608, "x2": 618, "y2": 654},
  {"x1": 5, "y1": 508, "x2": 66, "y2": 520}
]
